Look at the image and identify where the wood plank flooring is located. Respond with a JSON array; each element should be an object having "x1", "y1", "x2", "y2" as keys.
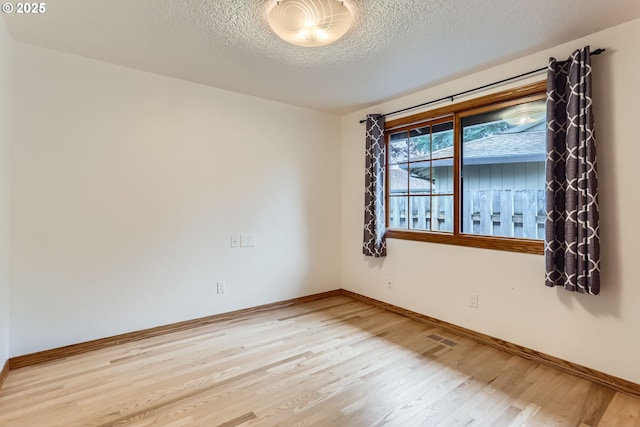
[{"x1": 1, "y1": 295, "x2": 640, "y2": 426}]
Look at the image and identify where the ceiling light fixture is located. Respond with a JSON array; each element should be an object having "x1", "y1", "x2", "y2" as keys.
[{"x1": 267, "y1": 0, "x2": 353, "y2": 47}]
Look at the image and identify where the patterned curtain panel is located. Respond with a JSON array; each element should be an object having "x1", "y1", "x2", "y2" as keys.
[
  {"x1": 363, "y1": 114, "x2": 387, "y2": 257},
  {"x1": 545, "y1": 46, "x2": 600, "y2": 294}
]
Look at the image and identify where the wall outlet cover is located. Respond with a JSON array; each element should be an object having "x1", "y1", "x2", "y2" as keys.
[{"x1": 217, "y1": 281, "x2": 226, "y2": 294}]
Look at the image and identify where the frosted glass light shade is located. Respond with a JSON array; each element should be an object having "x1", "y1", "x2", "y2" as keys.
[{"x1": 268, "y1": 0, "x2": 353, "y2": 47}]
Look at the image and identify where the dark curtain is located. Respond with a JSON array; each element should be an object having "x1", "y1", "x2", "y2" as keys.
[
  {"x1": 545, "y1": 46, "x2": 600, "y2": 294},
  {"x1": 363, "y1": 114, "x2": 387, "y2": 257}
]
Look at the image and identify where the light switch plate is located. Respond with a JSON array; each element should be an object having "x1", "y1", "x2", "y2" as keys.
[{"x1": 240, "y1": 234, "x2": 255, "y2": 247}]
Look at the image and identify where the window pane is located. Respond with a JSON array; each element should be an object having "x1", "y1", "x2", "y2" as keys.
[
  {"x1": 388, "y1": 164, "x2": 409, "y2": 195},
  {"x1": 432, "y1": 165, "x2": 453, "y2": 195},
  {"x1": 461, "y1": 99, "x2": 546, "y2": 239},
  {"x1": 407, "y1": 196, "x2": 454, "y2": 232},
  {"x1": 409, "y1": 196, "x2": 430, "y2": 231},
  {"x1": 388, "y1": 196, "x2": 408, "y2": 229},
  {"x1": 432, "y1": 196, "x2": 454, "y2": 233},
  {"x1": 408, "y1": 164, "x2": 431, "y2": 195},
  {"x1": 431, "y1": 122, "x2": 454, "y2": 160},
  {"x1": 389, "y1": 132, "x2": 408, "y2": 164},
  {"x1": 409, "y1": 126, "x2": 431, "y2": 161}
]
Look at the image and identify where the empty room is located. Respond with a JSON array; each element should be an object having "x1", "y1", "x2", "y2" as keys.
[{"x1": 1, "y1": 0, "x2": 640, "y2": 426}]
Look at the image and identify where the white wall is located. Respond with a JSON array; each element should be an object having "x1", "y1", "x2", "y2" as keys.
[
  {"x1": 341, "y1": 18, "x2": 640, "y2": 383},
  {"x1": 10, "y1": 44, "x2": 341, "y2": 356},
  {"x1": 0, "y1": 18, "x2": 13, "y2": 368}
]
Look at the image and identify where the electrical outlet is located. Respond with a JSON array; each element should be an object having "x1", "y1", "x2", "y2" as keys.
[
  {"x1": 217, "y1": 281, "x2": 226, "y2": 294},
  {"x1": 387, "y1": 279, "x2": 393, "y2": 289},
  {"x1": 469, "y1": 293, "x2": 479, "y2": 308},
  {"x1": 230, "y1": 235, "x2": 239, "y2": 248}
]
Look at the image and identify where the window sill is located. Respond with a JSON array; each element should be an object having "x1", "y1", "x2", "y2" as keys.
[{"x1": 385, "y1": 229, "x2": 544, "y2": 255}]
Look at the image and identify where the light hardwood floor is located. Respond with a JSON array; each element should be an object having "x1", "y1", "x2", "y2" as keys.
[{"x1": 1, "y1": 295, "x2": 639, "y2": 426}]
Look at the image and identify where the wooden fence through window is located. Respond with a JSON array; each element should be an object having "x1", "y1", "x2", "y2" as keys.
[{"x1": 388, "y1": 189, "x2": 545, "y2": 239}]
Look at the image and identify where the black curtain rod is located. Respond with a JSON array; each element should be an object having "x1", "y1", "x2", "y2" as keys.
[{"x1": 358, "y1": 48, "x2": 606, "y2": 124}]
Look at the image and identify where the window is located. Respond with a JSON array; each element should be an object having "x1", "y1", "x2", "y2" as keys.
[
  {"x1": 384, "y1": 82, "x2": 546, "y2": 254},
  {"x1": 388, "y1": 119, "x2": 454, "y2": 232}
]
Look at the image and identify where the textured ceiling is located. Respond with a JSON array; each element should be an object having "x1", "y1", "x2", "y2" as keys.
[{"x1": 4, "y1": 0, "x2": 640, "y2": 114}]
